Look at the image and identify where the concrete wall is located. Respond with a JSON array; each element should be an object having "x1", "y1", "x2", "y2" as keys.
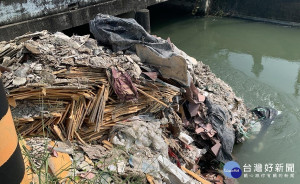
[
  {"x1": 0, "y1": 0, "x2": 108, "y2": 26},
  {"x1": 0, "y1": 0, "x2": 166, "y2": 41},
  {"x1": 210, "y1": 0, "x2": 300, "y2": 23}
]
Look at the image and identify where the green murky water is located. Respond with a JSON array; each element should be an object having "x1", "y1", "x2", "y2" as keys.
[{"x1": 152, "y1": 16, "x2": 300, "y2": 184}]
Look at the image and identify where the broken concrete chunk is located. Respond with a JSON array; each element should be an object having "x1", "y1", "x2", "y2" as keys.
[
  {"x1": 51, "y1": 141, "x2": 74, "y2": 154},
  {"x1": 33, "y1": 64, "x2": 43, "y2": 71},
  {"x1": 178, "y1": 132, "x2": 194, "y2": 145},
  {"x1": 24, "y1": 40, "x2": 41, "y2": 54},
  {"x1": 129, "y1": 54, "x2": 141, "y2": 63},
  {"x1": 73, "y1": 152, "x2": 85, "y2": 163},
  {"x1": 108, "y1": 165, "x2": 117, "y2": 172},
  {"x1": 12, "y1": 77, "x2": 26, "y2": 86},
  {"x1": 78, "y1": 161, "x2": 93, "y2": 171},
  {"x1": 84, "y1": 38, "x2": 98, "y2": 49},
  {"x1": 73, "y1": 35, "x2": 90, "y2": 45},
  {"x1": 54, "y1": 32, "x2": 81, "y2": 49},
  {"x1": 15, "y1": 64, "x2": 30, "y2": 78},
  {"x1": 117, "y1": 161, "x2": 125, "y2": 174},
  {"x1": 136, "y1": 44, "x2": 190, "y2": 86},
  {"x1": 80, "y1": 145, "x2": 108, "y2": 160},
  {"x1": 2, "y1": 57, "x2": 12, "y2": 67},
  {"x1": 157, "y1": 155, "x2": 199, "y2": 184},
  {"x1": 89, "y1": 56, "x2": 111, "y2": 68},
  {"x1": 111, "y1": 115, "x2": 168, "y2": 157}
]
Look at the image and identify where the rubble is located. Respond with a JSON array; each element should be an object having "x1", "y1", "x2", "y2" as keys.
[
  {"x1": 0, "y1": 14, "x2": 260, "y2": 183},
  {"x1": 1, "y1": 31, "x2": 180, "y2": 142}
]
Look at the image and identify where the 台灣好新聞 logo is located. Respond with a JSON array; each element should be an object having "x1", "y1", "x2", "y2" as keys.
[{"x1": 223, "y1": 161, "x2": 242, "y2": 178}]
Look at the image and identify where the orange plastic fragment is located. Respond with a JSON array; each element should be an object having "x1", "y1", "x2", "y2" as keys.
[
  {"x1": 48, "y1": 141, "x2": 72, "y2": 180},
  {"x1": 181, "y1": 166, "x2": 212, "y2": 184},
  {"x1": 146, "y1": 174, "x2": 155, "y2": 184}
]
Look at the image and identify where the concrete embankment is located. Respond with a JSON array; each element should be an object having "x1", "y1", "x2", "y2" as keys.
[{"x1": 165, "y1": 0, "x2": 300, "y2": 26}]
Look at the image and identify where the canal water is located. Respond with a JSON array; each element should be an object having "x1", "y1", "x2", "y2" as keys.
[{"x1": 152, "y1": 16, "x2": 300, "y2": 184}]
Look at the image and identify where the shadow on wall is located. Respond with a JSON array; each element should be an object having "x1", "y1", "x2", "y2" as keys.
[{"x1": 209, "y1": 0, "x2": 300, "y2": 23}]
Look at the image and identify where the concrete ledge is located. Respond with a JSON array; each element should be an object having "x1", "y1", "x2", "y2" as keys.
[
  {"x1": 0, "y1": 0, "x2": 167, "y2": 41},
  {"x1": 230, "y1": 14, "x2": 300, "y2": 27}
]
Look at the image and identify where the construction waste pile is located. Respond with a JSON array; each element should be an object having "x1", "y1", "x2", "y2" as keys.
[{"x1": 0, "y1": 14, "x2": 259, "y2": 184}]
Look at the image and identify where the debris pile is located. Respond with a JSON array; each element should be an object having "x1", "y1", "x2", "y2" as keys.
[
  {"x1": 0, "y1": 14, "x2": 255, "y2": 183},
  {"x1": 1, "y1": 31, "x2": 182, "y2": 144}
]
